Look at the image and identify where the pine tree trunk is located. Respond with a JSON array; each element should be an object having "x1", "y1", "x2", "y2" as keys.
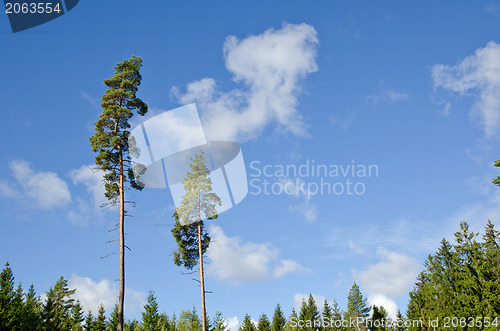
[
  {"x1": 198, "y1": 197, "x2": 207, "y2": 331},
  {"x1": 117, "y1": 148, "x2": 125, "y2": 331}
]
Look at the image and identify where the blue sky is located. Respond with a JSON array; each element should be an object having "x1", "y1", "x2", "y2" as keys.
[{"x1": 2, "y1": 1, "x2": 500, "y2": 328}]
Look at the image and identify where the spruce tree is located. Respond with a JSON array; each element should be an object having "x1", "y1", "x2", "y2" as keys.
[
  {"x1": 142, "y1": 290, "x2": 160, "y2": 331},
  {"x1": 329, "y1": 299, "x2": 342, "y2": 330},
  {"x1": 369, "y1": 305, "x2": 388, "y2": 331},
  {"x1": 83, "y1": 311, "x2": 94, "y2": 331},
  {"x1": 394, "y1": 311, "x2": 406, "y2": 331},
  {"x1": 42, "y1": 276, "x2": 76, "y2": 331},
  {"x1": 107, "y1": 304, "x2": 119, "y2": 331},
  {"x1": 94, "y1": 304, "x2": 107, "y2": 331},
  {"x1": 481, "y1": 220, "x2": 500, "y2": 316},
  {"x1": 211, "y1": 311, "x2": 228, "y2": 331},
  {"x1": 239, "y1": 314, "x2": 256, "y2": 331},
  {"x1": 177, "y1": 307, "x2": 202, "y2": 331},
  {"x1": 345, "y1": 282, "x2": 369, "y2": 331},
  {"x1": 257, "y1": 313, "x2": 271, "y2": 331},
  {"x1": 90, "y1": 55, "x2": 148, "y2": 331},
  {"x1": 172, "y1": 150, "x2": 221, "y2": 331},
  {"x1": 271, "y1": 303, "x2": 286, "y2": 331},
  {"x1": 299, "y1": 294, "x2": 320, "y2": 330},
  {"x1": 322, "y1": 299, "x2": 333, "y2": 331},
  {"x1": 71, "y1": 300, "x2": 85, "y2": 331},
  {"x1": 22, "y1": 284, "x2": 43, "y2": 331},
  {"x1": 284, "y1": 309, "x2": 298, "y2": 331},
  {"x1": 0, "y1": 262, "x2": 15, "y2": 330}
]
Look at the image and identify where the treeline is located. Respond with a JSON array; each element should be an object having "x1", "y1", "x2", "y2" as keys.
[
  {"x1": 1, "y1": 220, "x2": 499, "y2": 330},
  {"x1": 407, "y1": 220, "x2": 500, "y2": 330}
]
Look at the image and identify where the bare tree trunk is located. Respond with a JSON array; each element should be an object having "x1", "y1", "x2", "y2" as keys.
[
  {"x1": 117, "y1": 148, "x2": 125, "y2": 331},
  {"x1": 198, "y1": 221, "x2": 207, "y2": 331},
  {"x1": 198, "y1": 192, "x2": 207, "y2": 331}
]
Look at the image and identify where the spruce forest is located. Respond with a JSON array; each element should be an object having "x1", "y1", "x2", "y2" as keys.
[{"x1": 1, "y1": 219, "x2": 499, "y2": 330}]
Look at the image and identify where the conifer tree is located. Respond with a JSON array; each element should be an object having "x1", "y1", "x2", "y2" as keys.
[
  {"x1": 239, "y1": 314, "x2": 256, "y2": 331},
  {"x1": 83, "y1": 311, "x2": 94, "y2": 331},
  {"x1": 90, "y1": 55, "x2": 148, "y2": 331},
  {"x1": 177, "y1": 307, "x2": 202, "y2": 331},
  {"x1": 271, "y1": 303, "x2": 286, "y2": 331},
  {"x1": 0, "y1": 262, "x2": 15, "y2": 330},
  {"x1": 23, "y1": 284, "x2": 43, "y2": 330},
  {"x1": 94, "y1": 304, "x2": 107, "y2": 331},
  {"x1": 211, "y1": 311, "x2": 228, "y2": 331},
  {"x1": 257, "y1": 313, "x2": 271, "y2": 331},
  {"x1": 345, "y1": 282, "x2": 369, "y2": 331},
  {"x1": 71, "y1": 300, "x2": 85, "y2": 331},
  {"x1": 369, "y1": 305, "x2": 388, "y2": 331},
  {"x1": 322, "y1": 299, "x2": 333, "y2": 331},
  {"x1": 42, "y1": 276, "x2": 76, "y2": 330},
  {"x1": 329, "y1": 299, "x2": 342, "y2": 329},
  {"x1": 172, "y1": 150, "x2": 221, "y2": 331},
  {"x1": 123, "y1": 319, "x2": 141, "y2": 331},
  {"x1": 284, "y1": 309, "x2": 298, "y2": 331},
  {"x1": 394, "y1": 311, "x2": 406, "y2": 331},
  {"x1": 170, "y1": 312, "x2": 178, "y2": 331},
  {"x1": 299, "y1": 294, "x2": 320, "y2": 330},
  {"x1": 9, "y1": 284, "x2": 24, "y2": 330},
  {"x1": 142, "y1": 290, "x2": 160, "y2": 331},
  {"x1": 156, "y1": 313, "x2": 171, "y2": 331},
  {"x1": 107, "y1": 304, "x2": 119, "y2": 331},
  {"x1": 407, "y1": 221, "x2": 500, "y2": 329}
]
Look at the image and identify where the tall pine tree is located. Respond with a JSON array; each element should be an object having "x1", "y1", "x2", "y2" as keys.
[
  {"x1": 172, "y1": 150, "x2": 221, "y2": 331},
  {"x1": 90, "y1": 55, "x2": 148, "y2": 331}
]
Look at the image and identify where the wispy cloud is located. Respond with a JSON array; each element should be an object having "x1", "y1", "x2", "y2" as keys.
[
  {"x1": 366, "y1": 84, "x2": 409, "y2": 105},
  {"x1": 68, "y1": 165, "x2": 106, "y2": 209},
  {"x1": 206, "y1": 224, "x2": 309, "y2": 284},
  {"x1": 432, "y1": 41, "x2": 500, "y2": 136},
  {"x1": 80, "y1": 91, "x2": 98, "y2": 107},
  {"x1": 171, "y1": 23, "x2": 319, "y2": 142},
  {"x1": 278, "y1": 177, "x2": 318, "y2": 223}
]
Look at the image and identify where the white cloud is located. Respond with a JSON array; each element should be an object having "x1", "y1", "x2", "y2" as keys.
[
  {"x1": 1, "y1": 160, "x2": 71, "y2": 209},
  {"x1": 367, "y1": 294, "x2": 398, "y2": 320},
  {"x1": 366, "y1": 85, "x2": 409, "y2": 105},
  {"x1": 441, "y1": 102, "x2": 452, "y2": 117},
  {"x1": 355, "y1": 248, "x2": 419, "y2": 319},
  {"x1": 206, "y1": 225, "x2": 309, "y2": 284},
  {"x1": 293, "y1": 293, "x2": 327, "y2": 311},
  {"x1": 226, "y1": 316, "x2": 239, "y2": 331},
  {"x1": 356, "y1": 247, "x2": 419, "y2": 298},
  {"x1": 279, "y1": 177, "x2": 318, "y2": 223},
  {"x1": 329, "y1": 110, "x2": 357, "y2": 130},
  {"x1": 69, "y1": 274, "x2": 146, "y2": 317},
  {"x1": 0, "y1": 180, "x2": 17, "y2": 198},
  {"x1": 80, "y1": 91, "x2": 98, "y2": 107},
  {"x1": 69, "y1": 165, "x2": 106, "y2": 209},
  {"x1": 347, "y1": 240, "x2": 365, "y2": 255},
  {"x1": 432, "y1": 41, "x2": 500, "y2": 136},
  {"x1": 172, "y1": 23, "x2": 319, "y2": 142}
]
